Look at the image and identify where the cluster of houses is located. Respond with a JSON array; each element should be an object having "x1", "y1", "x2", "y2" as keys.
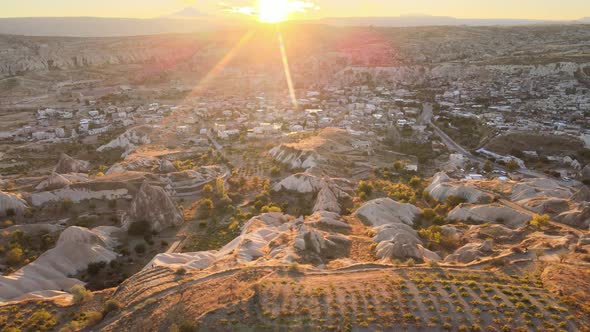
[{"x1": 434, "y1": 70, "x2": 590, "y2": 141}]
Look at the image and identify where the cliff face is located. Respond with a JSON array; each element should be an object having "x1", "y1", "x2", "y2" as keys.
[{"x1": 0, "y1": 34, "x2": 202, "y2": 78}]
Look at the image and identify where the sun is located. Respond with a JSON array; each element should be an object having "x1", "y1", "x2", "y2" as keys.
[{"x1": 258, "y1": 0, "x2": 290, "y2": 23}]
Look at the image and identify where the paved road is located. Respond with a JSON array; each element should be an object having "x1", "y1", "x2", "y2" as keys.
[
  {"x1": 429, "y1": 119, "x2": 575, "y2": 185},
  {"x1": 430, "y1": 121, "x2": 475, "y2": 158}
]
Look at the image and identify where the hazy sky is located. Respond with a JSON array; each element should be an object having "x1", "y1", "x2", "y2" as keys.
[{"x1": 1, "y1": 0, "x2": 589, "y2": 20}]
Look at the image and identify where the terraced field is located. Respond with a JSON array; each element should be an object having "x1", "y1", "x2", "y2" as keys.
[
  {"x1": 93, "y1": 266, "x2": 587, "y2": 331},
  {"x1": 201, "y1": 268, "x2": 579, "y2": 331}
]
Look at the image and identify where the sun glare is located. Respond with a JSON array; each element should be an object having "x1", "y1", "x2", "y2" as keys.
[{"x1": 258, "y1": 0, "x2": 290, "y2": 23}]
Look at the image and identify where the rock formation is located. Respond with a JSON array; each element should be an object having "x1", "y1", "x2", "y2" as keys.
[
  {"x1": 159, "y1": 159, "x2": 177, "y2": 173},
  {"x1": 448, "y1": 203, "x2": 532, "y2": 228},
  {"x1": 97, "y1": 126, "x2": 152, "y2": 157},
  {"x1": 106, "y1": 156, "x2": 159, "y2": 175},
  {"x1": 444, "y1": 240, "x2": 493, "y2": 264},
  {"x1": 295, "y1": 225, "x2": 351, "y2": 261},
  {"x1": 511, "y1": 178, "x2": 572, "y2": 203},
  {"x1": 54, "y1": 153, "x2": 91, "y2": 174},
  {"x1": 273, "y1": 173, "x2": 351, "y2": 214},
  {"x1": 0, "y1": 191, "x2": 28, "y2": 217},
  {"x1": 0, "y1": 226, "x2": 118, "y2": 301},
  {"x1": 355, "y1": 198, "x2": 440, "y2": 261},
  {"x1": 556, "y1": 203, "x2": 590, "y2": 229},
  {"x1": 146, "y1": 211, "x2": 355, "y2": 270},
  {"x1": 426, "y1": 172, "x2": 493, "y2": 203},
  {"x1": 122, "y1": 182, "x2": 184, "y2": 232},
  {"x1": 35, "y1": 173, "x2": 71, "y2": 191},
  {"x1": 582, "y1": 164, "x2": 590, "y2": 181},
  {"x1": 355, "y1": 198, "x2": 421, "y2": 227}
]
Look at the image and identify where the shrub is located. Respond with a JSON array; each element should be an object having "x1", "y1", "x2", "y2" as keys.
[
  {"x1": 26, "y1": 309, "x2": 58, "y2": 331},
  {"x1": 445, "y1": 195, "x2": 467, "y2": 208},
  {"x1": 409, "y1": 176, "x2": 422, "y2": 188},
  {"x1": 71, "y1": 284, "x2": 94, "y2": 304},
  {"x1": 6, "y1": 247, "x2": 23, "y2": 265},
  {"x1": 175, "y1": 267, "x2": 187, "y2": 275},
  {"x1": 428, "y1": 260, "x2": 440, "y2": 268},
  {"x1": 134, "y1": 243, "x2": 146, "y2": 254},
  {"x1": 358, "y1": 181, "x2": 373, "y2": 196},
  {"x1": 103, "y1": 299, "x2": 123, "y2": 314},
  {"x1": 41, "y1": 234, "x2": 56, "y2": 250},
  {"x1": 289, "y1": 262, "x2": 302, "y2": 273},
  {"x1": 60, "y1": 199, "x2": 74, "y2": 212},
  {"x1": 171, "y1": 321, "x2": 198, "y2": 332},
  {"x1": 197, "y1": 199, "x2": 215, "y2": 219},
  {"x1": 202, "y1": 184, "x2": 213, "y2": 197},
  {"x1": 270, "y1": 166, "x2": 281, "y2": 176},
  {"x1": 506, "y1": 160, "x2": 519, "y2": 172},
  {"x1": 128, "y1": 220, "x2": 152, "y2": 236},
  {"x1": 87, "y1": 261, "x2": 107, "y2": 275},
  {"x1": 260, "y1": 205, "x2": 282, "y2": 213},
  {"x1": 530, "y1": 214, "x2": 550, "y2": 229}
]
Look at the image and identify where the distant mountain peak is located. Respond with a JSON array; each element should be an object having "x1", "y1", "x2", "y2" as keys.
[{"x1": 164, "y1": 7, "x2": 208, "y2": 19}]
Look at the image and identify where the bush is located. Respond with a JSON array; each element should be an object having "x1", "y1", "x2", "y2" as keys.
[
  {"x1": 289, "y1": 262, "x2": 302, "y2": 273},
  {"x1": 103, "y1": 299, "x2": 123, "y2": 314},
  {"x1": 41, "y1": 234, "x2": 56, "y2": 251},
  {"x1": 87, "y1": 261, "x2": 107, "y2": 275},
  {"x1": 172, "y1": 321, "x2": 198, "y2": 332},
  {"x1": 197, "y1": 199, "x2": 215, "y2": 219},
  {"x1": 175, "y1": 267, "x2": 187, "y2": 276},
  {"x1": 27, "y1": 309, "x2": 58, "y2": 331},
  {"x1": 134, "y1": 243, "x2": 146, "y2": 254},
  {"x1": 260, "y1": 205, "x2": 282, "y2": 213},
  {"x1": 6, "y1": 247, "x2": 23, "y2": 265},
  {"x1": 71, "y1": 284, "x2": 94, "y2": 304},
  {"x1": 270, "y1": 166, "x2": 281, "y2": 176},
  {"x1": 60, "y1": 199, "x2": 74, "y2": 212},
  {"x1": 202, "y1": 184, "x2": 213, "y2": 197},
  {"x1": 128, "y1": 220, "x2": 152, "y2": 236},
  {"x1": 506, "y1": 160, "x2": 520, "y2": 172},
  {"x1": 428, "y1": 260, "x2": 440, "y2": 268},
  {"x1": 445, "y1": 195, "x2": 467, "y2": 208},
  {"x1": 358, "y1": 181, "x2": 373, "y2": 196},
  {"x1": 530, "y1": 214, "x2": 550, "y2": 229},
  {"x1": 409, "y1": 176, "x2": 422, "y2": 188}
]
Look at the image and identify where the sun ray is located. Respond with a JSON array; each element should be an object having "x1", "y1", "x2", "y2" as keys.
[
  {"x1": 189, "y1": 30, "x2": 255, "y2": 95},
  {"x1": 277, "y1": 30, "x2": 298, "y2": 109}
]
